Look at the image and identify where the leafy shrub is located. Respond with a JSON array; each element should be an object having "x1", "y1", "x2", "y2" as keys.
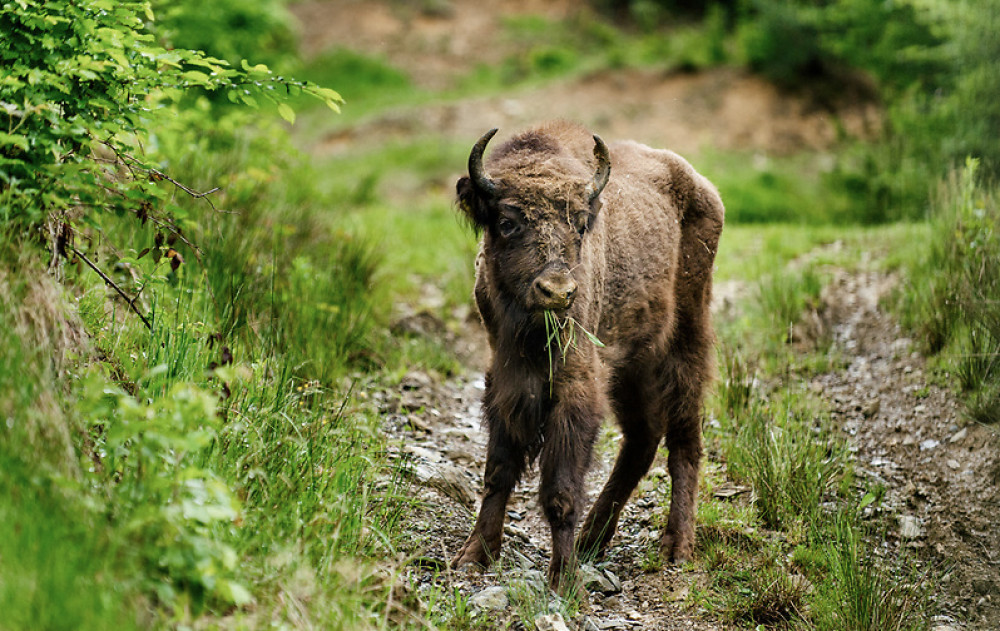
[
  {"x1": 737, "y1": 0, "x2": 941, "y2": 90},
  {"x1": 0, "y1": 0, "x2": 340, "y2": 235},
  {"x1": 83, "y1": 380, "x2": 250, "y2": 609},
  {"x1": 151, "y1": 0, "x2": 298, "y2": 70}
]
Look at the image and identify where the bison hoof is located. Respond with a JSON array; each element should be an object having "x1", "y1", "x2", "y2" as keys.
[
  {"x1": 659, "y1": 531, "x2": 694, "y2": 564},
  {"x1": 451, "y1": 536, "x2": 495, "y2": 570}
]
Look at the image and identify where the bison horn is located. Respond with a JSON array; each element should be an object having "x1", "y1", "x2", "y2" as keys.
[
  {"x1": 586, "y1": 134, "x2": 611, "y2": 203},
  {"x1": 469, "y1": 128, "x2": 499, "y2": 199}
]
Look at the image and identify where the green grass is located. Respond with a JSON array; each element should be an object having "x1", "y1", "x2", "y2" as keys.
[
  {"x1": 0, "y1": 453, "x2": 144, "y2": 631},
  {"x1": 893, "y1": 160, "x2": 1000, "y2": 423},
  {"x1": 0, "y1": 250, "x2": 145, "y2": 631},
  {"x1": 0, "y1": 113, "x2": 422, "y2": 627},
  {"x1": 685, "y1": 225, "x2": 936, "y2": 629}
]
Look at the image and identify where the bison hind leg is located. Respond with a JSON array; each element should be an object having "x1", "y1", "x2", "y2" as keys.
[
  {"x1": 657, "y1": 349, "x2": 708, "y2": 565},
  {"x1": 577, "y1": 378, "x2": 661, "y2": 560}
]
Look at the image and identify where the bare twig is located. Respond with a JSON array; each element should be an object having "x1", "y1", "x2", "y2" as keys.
[
  {"x1": 146, "y1": 215, "x2": 204, "y2": 263},
  {"x1": 70, "y1": 245, "x2": 153, "y2": 331},
  {"x1": 98, "y1": 139, "x2": 226, "y2": 211}
]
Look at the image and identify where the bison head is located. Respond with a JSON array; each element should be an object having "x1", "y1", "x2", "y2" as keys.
[{"x1": 457, "y1": 128, "x2": 611, "y2": 314}]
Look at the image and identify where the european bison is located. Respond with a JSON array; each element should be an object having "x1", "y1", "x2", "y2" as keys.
[{"x1": 452, "y1": 121, "x2": 724, "y2": 591}]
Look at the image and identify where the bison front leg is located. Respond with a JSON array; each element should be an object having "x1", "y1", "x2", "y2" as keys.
[
  {"x1": 452, "y1": 418, "x2": 527, "y2": 570},
  {"x1": 538, "y1": 403, "x2": 601, "y2": 593}
]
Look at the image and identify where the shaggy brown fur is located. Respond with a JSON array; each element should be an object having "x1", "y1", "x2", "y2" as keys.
[{"x1": 452, "y1": 121, "x2": 724, "y2": 592}]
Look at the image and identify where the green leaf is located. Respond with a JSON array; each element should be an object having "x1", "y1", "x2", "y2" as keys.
[
  {"x1": 217, "y1": 579, "x2": 253, "y2": 606},
  {"x1": 577, "y1": 323, "x2": 606, "y2": 348},
  {"x1": 239, "y1": 93, "x2": 258, "y2": 108},
  {"x1": 277, "y1": 103, "x2": 295, "y2": 124},
  {"x1": 0, "y1": 133, "x2": 29, "y2": 151},
  {"x1": 240, "y1": 59, "x2": 269, "y2": 74},
  {"x1": 859, "y1": 492, "x2": 876, "y2": 509},
  {"x1": 181, "y1": 70, "x2": 210, "y2": 86}
]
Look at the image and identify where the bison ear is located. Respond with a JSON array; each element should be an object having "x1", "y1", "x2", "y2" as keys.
[{"x1": 456, "y1": 176, "x2": 492, "y2": 232}]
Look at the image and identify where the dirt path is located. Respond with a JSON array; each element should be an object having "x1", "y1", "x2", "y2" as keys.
[
  {"x1": 380, "y1": 267, "x2": 1000, "y2": 630},
  {"x1": 312, "y1": 66, "x2": 878, "y2": 161},
  {"x1": 380, "y1": 331, "x2": 722, "y2": 630},
  {"x1": 812, "y1": 270, "x2": 1000, "y2": 630}
]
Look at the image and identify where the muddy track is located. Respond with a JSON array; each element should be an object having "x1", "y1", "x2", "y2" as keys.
[{"x1": 812, "y1": 270, "x2": 1000, "y2": 630}]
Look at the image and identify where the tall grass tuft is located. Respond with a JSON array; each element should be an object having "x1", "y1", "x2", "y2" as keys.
[
  {"x1": 815, "y1": 517, "x2": 933, "y2": 631},
  {"x1": 755, "y1": 264, "x2": 824, "y2": 345},
  {"x1": 716, "y1": 386, "x2": 843, "y2": 531},
  {"x1": 898, "y1": 159, "x2": 1000, "y2": 423}
]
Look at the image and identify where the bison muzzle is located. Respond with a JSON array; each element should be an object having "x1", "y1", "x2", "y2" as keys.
[{"x1": 452, "y1": 121, "x2": 724, "y2": 592}]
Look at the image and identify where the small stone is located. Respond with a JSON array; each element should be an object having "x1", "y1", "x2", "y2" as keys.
[
  {"x1": 713, "y1": 482, "x2": 751, "y2": 499},
  {"x1": 914, "y1": 403, "x2": 927, "y2": 413},
  {"x1": 504, "y1": 524, "x2": 532, "y2": 544},
  {"x1": 508, "y1": 549, "x2": 535, "y2": 571},
  {"x1": 508, "y1": 569, "x2": 546, "y2": 593},
  {"x1": 444, "y1": 447, "x2": 474, "y2": 463},
  {"x1": 602, "y1": 569, "x2": 622, "y2": 593},
  {"x1": 949, "y1": 428, "x2": 968, "y2": 444},
  {"x1": 862, "y1": 397, "x2": 881, "y2": 418},
  {"x1": 972, "y1": 578, "x2": 996, "y2": 596},
  {"x1": 581, "y1": 564, "x2": 620, "y2": 594},
  {"x1": 919, "y1": 438, "x2": 939, "y2": 451},
  {"x1": 534, "y1": 612, "x2": 571, "y2": 631},
  {"x1": 946, "y1": 459, "x2": 961, "y2": 470},
  {"x1": 412, "y1": 462, "x2": 477, "y2": 509},
  {"x1": 470, "y1": 586, "x2": 508, "y2": 611},
  {"x1": 902, "y1": 434, "x2": 917, "y2": 446},
  {"x1": 665, "y1": 584, "x2": 690, "y2": 601},
  {"x1": 899, "y1": 515, "x2": 923, "y2": 539},
  {"x1": 581, "y1": 618, "x2": 601, "y2": 631}
]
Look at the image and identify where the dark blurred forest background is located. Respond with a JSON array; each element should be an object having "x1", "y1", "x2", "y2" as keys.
[{"x1": 2, "y1": 0, "x2": 998, "y2": 629}]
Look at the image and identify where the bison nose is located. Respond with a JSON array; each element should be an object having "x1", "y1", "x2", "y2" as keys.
[{"x1": 533, "y1": 275, "x2": 578, "y2": 310}]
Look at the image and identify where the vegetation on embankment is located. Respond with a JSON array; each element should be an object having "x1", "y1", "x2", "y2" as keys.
[{"x1": 2, "y1": 0, "x2": 998, "y2": 628}]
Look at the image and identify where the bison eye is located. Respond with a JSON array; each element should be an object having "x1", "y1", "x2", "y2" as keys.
[{"x1": 497, "y1": 217, "x2": 519, "y2": 238}]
